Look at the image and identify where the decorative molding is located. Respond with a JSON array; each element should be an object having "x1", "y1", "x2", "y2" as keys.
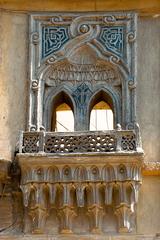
[{"x1": 143, "y1": 162, "x2": 160, "y2": 176}]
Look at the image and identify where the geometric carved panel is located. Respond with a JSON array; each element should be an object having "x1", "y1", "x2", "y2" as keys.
[
  {"x1": 98, "y1": 27, "x2": 124, "y2": 58},
  {"x1": 42, "y1": 26, "x2": 70, "y2": 58}
]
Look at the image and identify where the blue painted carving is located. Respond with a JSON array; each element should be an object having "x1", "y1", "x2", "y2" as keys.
[
  {"x1": 73, "y1": 83, "x2": 92, "y2": 108},
  {"x1": 98, "y1": 27, "x2": 124, "y2": 58},
  {"x1": 42, "y1": 26, "x2": 70, "y2": 58}
]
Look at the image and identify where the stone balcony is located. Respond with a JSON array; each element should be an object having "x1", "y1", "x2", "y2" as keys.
[{"x1": 17, "y1": 129, "x2": 143, "y2": 235}]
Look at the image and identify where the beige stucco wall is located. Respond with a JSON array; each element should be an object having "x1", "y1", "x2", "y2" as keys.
[
  {"x1": 0, "y1": 10, "x2": 159, "y2": 235},
  {"x1": 137, "y1": 17, "x2": 160, "y2": 163},
  {"x1": 0, "y1": 0, "x2": 160, "y2": 15},
  {"x1": 0, "y1": 11, "x2": 28, "y2": 160},
  {"x1": 137, "y1": 176, "x2": 160, "y2": 234}
]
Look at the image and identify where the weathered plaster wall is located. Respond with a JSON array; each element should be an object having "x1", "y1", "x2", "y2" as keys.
[
  {"x1": 137, "y1": 17, "x2": 160, "y2": 163},
  {"x1": 0, "y1": 0, "x2": 160, "y2": 15},
  {"x1": 137, "y1": 176, "x2": 160, "y2": 234},
  {"x1": 0, "y1": 11, "x2": 28, "y2": 160}
]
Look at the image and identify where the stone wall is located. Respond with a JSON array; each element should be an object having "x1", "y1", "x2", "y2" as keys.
[{"x1": 0, "y1": 11, "x2": 28, "y2": 160}]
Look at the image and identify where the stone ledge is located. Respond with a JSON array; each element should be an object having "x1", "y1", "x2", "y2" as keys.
[
  {"x1": 143, "y1": 162, "x2": 160, "y2": 176},
  {"x1": 0, "y1": 234, "x2": 158, "y2": 240},
  {"x1": 0, "y1": 0, "x2": 160, "y2": 16}
]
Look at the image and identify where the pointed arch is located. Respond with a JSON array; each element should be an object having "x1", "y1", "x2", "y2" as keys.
[
  {"x1": 43, "y1": 86, "x2": 76, "y2": 131},
  {"x1": 88, "y1": 87, "x2": 121, "y2": 129}
]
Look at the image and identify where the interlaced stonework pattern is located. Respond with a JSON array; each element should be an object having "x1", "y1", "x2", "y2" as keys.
[
  {"x1": 16, "y1": 12, "x2": 144, "y2": 236},
  {"x1": 42, "y1": 26, "x2": 70, "y2": 58},
  {"x1": 21, "y1": 130, "x2": 137, "y2": 154}
]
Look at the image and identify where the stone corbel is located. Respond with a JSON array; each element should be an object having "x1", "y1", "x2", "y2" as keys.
[
  {"x1": 20, "y1": 183, "x2": 33, "y2": 207},
  {"x1": 58, "y1": 205, "x2": 77, "y2": 234},
  {"x1": 104, "y1": 182, "x2": 114, "y2": 205},
  {"x1": 29, "y1": 205, "x2": 48, "y2": 234},
  {"x1": 87, "y1": 183, "x2": 104, "y2": 233},
  {"x1": 114, "y1": 203, "x2": 133, "y2": 233},
  {"x1": 58, "y1": 183, "x2": 77, "y2": 233},
  {"x1": 114, "y1": 181, "x2": 139, "y2": 233},
  {"x1": 130, "y1": 181, "x2": 141, "y2": 205},
  {"x1": 74, "y1": 183, "x2": 87, "y2": 207},
  {"x1": 21, "y1": 182, "x2": 49, "y2": 234},
  {"x1": 87, "y1": 204, "x2": 104, "y2": 234},
  {"x1": 118, "y1": 182, "x2": 128, "y2": 203},
  {"x1": 47, "y1": 182, "x2": 58, "y2": 205}
]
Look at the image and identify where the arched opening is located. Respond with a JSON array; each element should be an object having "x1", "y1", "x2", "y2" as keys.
[
  {"x1": 89, "y1": 91, "x2": 114, "y2": 131},
  {"x1": 51, "y1": 91, "x2": 74, "y2": 132}
]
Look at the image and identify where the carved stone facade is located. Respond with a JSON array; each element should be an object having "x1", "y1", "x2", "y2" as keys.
[
  {"x1": 19, "y1": 152, "x2": 142, "y2": 234},
  {"x1": 14, "y1": 12, "x2": 145, "y2": 236},
  {"x1": 28, "y1": 12, "x2": 137, "y2": 132}
]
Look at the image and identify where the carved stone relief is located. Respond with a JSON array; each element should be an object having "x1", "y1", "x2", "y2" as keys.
[
  {"x1": 28, "y1": 12, "x2": 137, "y2": 131},
  {"x1": 19, "y1": 153, "x2": 142, "y2": 234},
  {"x1": 16, "y1": 11, "x2": 144, "y2": 236}
]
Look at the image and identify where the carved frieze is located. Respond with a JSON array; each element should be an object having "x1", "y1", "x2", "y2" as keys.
[
  {"x1": 18, "y1": 153, "x2": 142, "y2": 234},
  {"x1": 45, "y1": 60, "x2": 119, "y2": 86}
]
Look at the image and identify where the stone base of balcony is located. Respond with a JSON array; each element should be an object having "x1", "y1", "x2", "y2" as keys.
[
  {"x1": 17, "y1": 151, "x2": 143, "y2": 165},
  {"x1": 17, "y1": 151, "x2": 143, "y2": 235}
]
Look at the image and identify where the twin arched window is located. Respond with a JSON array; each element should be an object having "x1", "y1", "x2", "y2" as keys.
[{"x1": 51, "y1": 90, "x2": 114, "y2": 132}]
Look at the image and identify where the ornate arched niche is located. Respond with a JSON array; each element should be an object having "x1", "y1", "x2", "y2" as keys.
[
  {"x1": 28, "y1": 13, "x2": 137, "y2": 131},
  {"x1": 17, "y1": 12, "x2": 144, "y2": 236},
  {"x1": 43, "y1": 44, "x2": 122, "y2": 131}
]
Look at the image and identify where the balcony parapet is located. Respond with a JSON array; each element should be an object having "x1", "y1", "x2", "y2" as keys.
[{"x1": 19, "y1": 129, "x2": 143, "y2": 155}]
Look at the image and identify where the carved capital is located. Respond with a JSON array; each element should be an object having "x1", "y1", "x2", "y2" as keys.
[
  {"x1": 114, "y1": 203, "x2": 133, "y2": 233},
  {"x1": 29, "y1": 206, "x2": 48, "y2": 234},
  {"x1": 87, "y1": 204, "x2": 104, "y2": 233},
  {"x1": 58, "y1": 206, "x2": 77, "y2": 234}
]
